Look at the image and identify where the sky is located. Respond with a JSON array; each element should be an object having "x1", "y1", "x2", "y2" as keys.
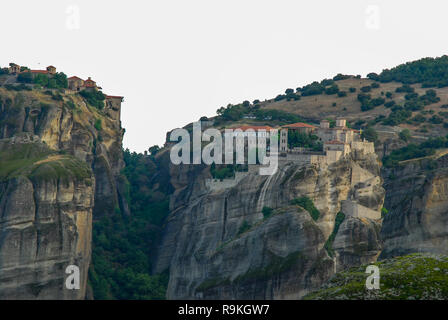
[{"x1": 1, "y1": 0, "x2": 448, "y2": 152}]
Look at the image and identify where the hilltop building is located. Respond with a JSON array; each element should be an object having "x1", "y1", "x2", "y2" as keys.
[
  {"x1": 8, "y1": 63, "x2": 21, "y2": 74},
  {"x1": 279, "y1": 118, "x2": 374, "y2": 165},
  {"x1": 67, "y1": 76, "x2": 85, "y2": 91},
  {"x1": 231, "y1": 125, "x2": 274, "y2": 151},
  {"x1": 25, "y1": 65, "x2": 57, "y2": 75},
  {"x1": 104, "y1": 95, "x2": 124, "y2": 122},
  {"x1": 68, "y1": 76, "x2": 98, "y2": 91},
  {"x1": 5, "y1": 63, "x2": 123, "y2": 125},
  {"x1": 8, "y1": 63, "x2": 57, "y2": 75}
]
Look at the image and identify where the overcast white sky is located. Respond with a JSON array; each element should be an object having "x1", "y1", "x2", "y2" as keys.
[{"x1": 1, "y1": 0, "x2": 448, "y2": 152}]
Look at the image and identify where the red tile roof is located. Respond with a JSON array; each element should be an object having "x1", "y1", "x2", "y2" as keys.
[
  {"x1": 84, "y1": 78, "x2": 96, "y2": 87},
  {"x1": 283, "y1": 122, "x2": 317, "y2": 129},
  {"x1": 68, "y1": 76, "x2": 83, "y2": 81},
  {"x1": 27, "y1": 70, "x2": 49, "y2": 74},
  {"x1": 106, "y1": 95, "x2": 124, "y2": 100},
  {"x1": 325, "y1": 140, "x2": 346, "y2": 145},
  {"x1": 233, "y1": 125, "x2": 274, "y2": 131}
]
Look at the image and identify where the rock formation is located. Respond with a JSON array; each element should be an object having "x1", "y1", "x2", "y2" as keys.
[
  {"x1": 381, "y1": 154, "x2": 448, "y2": 258},
  {"x1": 0, "y1": 88, "x2": 126, "y2": 299},
  {"x1": 154, "y1": 147, "x2": 384, "y2": 299}
]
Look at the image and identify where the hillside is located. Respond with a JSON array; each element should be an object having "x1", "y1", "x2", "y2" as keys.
[
  {"x1": 304, "y1": 254, "x2": 448, "y2": 300},
  {"x1": 0, "y1": 73, "x2": 127, "y2": 299},
  {"x1": 2, "y1": 56, "x2": 448, "y2": 300},
  {"x1": 200, "y1": 56, "x2": 448, "y2": 160}
]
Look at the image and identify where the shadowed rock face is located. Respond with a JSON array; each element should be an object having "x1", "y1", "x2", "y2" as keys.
[
  {"x1": 154, "y1": 150, "x2": 384, "y2": 299},
  {"x1": 380, "y1": 155, "x2": 448, "y2": 259},
  {"x1": 0, "y1": 174, "x2": 93, "y2": 299},
  {"x1": 0, "y1": 89, "x2": 126, "y2": 299}
]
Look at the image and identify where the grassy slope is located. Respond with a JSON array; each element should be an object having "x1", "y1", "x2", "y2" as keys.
[
  {"x1": 304, "y1": 254, "x2": 448, "y2": 300},
  {"x1": 0, "y1": 141, "x2": 92, "y2": 183},
  {"x1": 261, "y1": 78, "x2": 448, "y2": 122}
]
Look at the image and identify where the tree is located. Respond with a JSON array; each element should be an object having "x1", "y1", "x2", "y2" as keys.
[
  {"x1": 361, "y1": 86, "x2": 372, "y2": 93},
  {"x1": 17, "y1": 72, "x2": 33, "y2": 83},
  {"x1": 148, "y1": 145, "x2": 160, "y2": 156},
  {"x1": 325, "y1": 85, "x2": 339, "y2": 95},
  {"x1": 34, "y1": 74, "x2": 49, "y2": 87},
  {"x1": 367, "y1": 73, "x2": 380, "y2": 81},
  {"x1": 399, "y1": 129, "x2": 411, "y2": 142},
  {"x1": 361, "y1": 127, "x2": 378, "y2": 143}
]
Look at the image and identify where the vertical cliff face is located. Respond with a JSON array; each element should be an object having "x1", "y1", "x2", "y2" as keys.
[
  {"x1": 380, "y1": 154, "x2": 448, "y2": 258},
  {"x1": 0, "y1": 88, "x2": 126, "y2": 299},
  {"x1": 154, "y1": 149, "x2": 384, "y2": 299}
]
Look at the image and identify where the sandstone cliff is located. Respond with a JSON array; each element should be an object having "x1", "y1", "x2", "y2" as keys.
[
  {"x1": 381, "y1": 153, "x2": 448, "y2": 258},
  {"x1": 0, "y1": 88, "x2": 126, "y2": 299},
  {"x1": 154, "y1": 149, "x2": 384, "y2": 299}
]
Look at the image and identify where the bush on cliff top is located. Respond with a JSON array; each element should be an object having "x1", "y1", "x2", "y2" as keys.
[{"x1": 80, "y1": 89, "x2": 105, "y2": 110}]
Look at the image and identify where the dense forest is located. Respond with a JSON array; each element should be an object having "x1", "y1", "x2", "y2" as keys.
[
  {"x1": 89, "y1": 149, "x2": 172, "y2": 299},
  {"x1": 368, "y1": 55, "x2": 448, "y2": 88}
]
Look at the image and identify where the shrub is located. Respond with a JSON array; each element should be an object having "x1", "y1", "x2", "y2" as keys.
[
  {"x1": 238, "y1": 221, "x2": 251, "y2": 235},
  {"x1": 34, "y1": 74, "x2": 49, "y2": 87},
  {"x1": 333, "y1": 74, "x2": 350, "y2": 81},
  {"x1": 396, "y1": 84, "x2": 414, "y2": 93},
  {"x1": 361, "y1": 86, "x2": 372, "y2": 93},
  {"x1": 399, "y1": 129, "x2": 411, "y2": 142},
  {"x1": 324, "y1": 212, "x2": 345, "y2": 257},
  {"x1": 337, "y1": 91, "x2": 347, "y2": 97},
  {"x1": 367, "y1": 73, "x2": 380, "y2": 81},
  {"x1": 361, "y1": 127, "x2": 378, "y2": 143},
  {"x1": 52, "y1": 93, "x2": 63, "y2": 101},
  {"x1": 321, "y1": 79, "x2": 335, "y2": 86},
  {"x1": 94, "y1": 119, "x2": 102, "y2": 131},
  {"x1": 80, "y1": 89, "x2": 106, "y2": 110},
  {"x1": 17, "y1": 72, "x2": 33, "y2": 84},
  {"x1": 371, "y1": 82, "x2": 380, "y2": 88},
  {"x1": 325, "y1": 85, "x2": 339, "y2": 95},
  {"x1": 429, "y1": 115, "x2": 443, "y2": 124},
  {"x1": 384, "y1": 100, "x2": 396, "y2": 108},
  {"x1": 382, "y1": 109, "x2": 412, "y2": 126},
  {"x1": 300, "y1": 82, "x2": 325, "y2": 96},
  {"x1": 349, "y1": 87, "x2": 356, "y2": 93},
  {"x1": 291, "y1": 197, "x2": 320, "y2": 221},
  {"x1": 262, "y1": 207, "x2": 274, "y2": 219},
  {"x1": 371, "y1": 97, "x2": 385, "y2": 107}
]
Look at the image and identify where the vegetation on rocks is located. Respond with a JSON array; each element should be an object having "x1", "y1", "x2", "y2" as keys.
[
  {"x1": 291, "y1": 196, "x2": 320, "y2": 221},
  {"x1": 89, "y1": 149, "x2": 172, "y2": 299},
  {"x1": 382, "y1": 136, "x2": 448, "y2": 167},
  {"x1": 305, "y1": 254, "x2": 448, "y2": 300},
  {"x1": 324, "y1": 212, "x2": 345, "y2": 258}
]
